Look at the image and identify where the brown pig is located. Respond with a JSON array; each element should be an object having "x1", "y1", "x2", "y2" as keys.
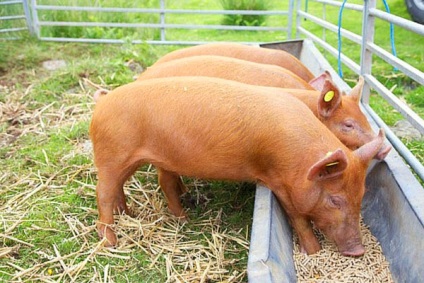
[
  {"x1": 139, "y1": 55, "x2": 314, "y2": 90},
  {"x1": 137, "y1": 56, "x2": 390, "y2": 158},
  {"x1": 152, "y1": 42, "x2": 315, "y2": 82},
  {"x1": 90, "y1": 76, "x2": 386, "y2": 256}
]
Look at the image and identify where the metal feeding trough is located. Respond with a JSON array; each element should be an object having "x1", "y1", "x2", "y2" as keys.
[{"x1": 247, "y1": 39, "x2": 424, "y2": 283}]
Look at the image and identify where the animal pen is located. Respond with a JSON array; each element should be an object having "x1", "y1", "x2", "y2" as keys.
[{"x1": 1, "y1": 0, "x2": 424, "y2": 282}]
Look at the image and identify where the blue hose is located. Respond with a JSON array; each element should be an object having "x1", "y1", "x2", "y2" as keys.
[
  {"x1": 337, "y1": 0, "x2": 398, "y2": 78},
  {"x1": 337, "y1": 0, "x2": 348, "y2": 78}
]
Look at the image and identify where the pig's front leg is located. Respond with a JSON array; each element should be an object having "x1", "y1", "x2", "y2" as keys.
[
  {"x1": 290, "y1": 215, "x2": 321, "y2": 254},
  {"x1": 270, "y1": 186, "x2": 321, "y2": 254},
  {"x1": 157, "y1": 167, "x2": 188, "y2": 218}
]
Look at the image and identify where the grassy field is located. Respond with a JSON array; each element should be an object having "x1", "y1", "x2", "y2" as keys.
[{"x1": 0, "y1": 0, "x2": 423, "y2": 282}]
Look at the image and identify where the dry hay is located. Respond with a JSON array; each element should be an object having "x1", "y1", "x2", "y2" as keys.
[
  {"x1": 293, "y1": 220, "x2": 394, "y2": 283},
  {"x1": 0, "y1": 79, "x2": 249, "y2": 282},
  {"x1": 1, "y1": 168, "x2": 249, "y2": 282}
]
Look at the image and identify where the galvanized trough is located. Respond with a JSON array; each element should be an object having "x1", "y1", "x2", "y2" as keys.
[{"x1": 247, "y1": 39, "x2": 424, "y2": 283}]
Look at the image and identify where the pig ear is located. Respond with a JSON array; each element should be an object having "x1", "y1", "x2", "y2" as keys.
[
  {"x1": 317, "y1": 79, "x2": 342, "y2": 118},
  {"x1": 349, "y1": 76, "x2": 364, "y2": 103},
  {"x1": 307, "y1": 149, "x2": 348, "y2": 181},
  {"x1": 355, "y1": 128, "x2": 386, "y2": 163},
  {"x1": 308, "y1": 71, "x2": 332, "y2": 91}
]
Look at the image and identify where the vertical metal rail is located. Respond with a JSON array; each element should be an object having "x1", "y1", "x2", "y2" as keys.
[
  {"x1": 22, "y1": 0, "x2": 34, "y2": 35},
  {"x1": 295, "y1": 0, "x2": 302, "y2": 39},
  {"x1": 30, "y1": 0, "x2": 40, "y2": 38},
  {"x1": 159, "y1": 0, "x2": 165, "y2": 42},
  {"x1": 359, "y1": 0, "x2": 376, "y2": 104},
  {"x1": 287, "y1": 0, "x2": 294, "y2": 39}
]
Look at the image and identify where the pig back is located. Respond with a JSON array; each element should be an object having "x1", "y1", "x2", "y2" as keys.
[
  {"x1": 153, "y1": 43, "x2": 314, "y2": 82},
  {"x1": 138, "y1": 55, "x2": 313, "y2": 90},
  {"x1": 91, "y1": 77, "x2": 343, "y2": 181}
]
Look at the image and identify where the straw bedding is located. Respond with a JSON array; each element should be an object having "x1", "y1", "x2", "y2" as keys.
[{"x1": 0, "y1": 81, "x2": 249, "y2": 282}]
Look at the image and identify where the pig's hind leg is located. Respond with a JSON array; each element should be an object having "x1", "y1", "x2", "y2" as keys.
[
  {"x1": 157, "y1": 167, "x2": 188, "y2": 218},
  {"x1": 96, "y1": 162, "x2": 140, "y2": 246}
]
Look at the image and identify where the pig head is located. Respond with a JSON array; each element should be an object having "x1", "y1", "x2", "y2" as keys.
[{"x1": 282, "y1": 75, "x2": 391, "y2": 160}]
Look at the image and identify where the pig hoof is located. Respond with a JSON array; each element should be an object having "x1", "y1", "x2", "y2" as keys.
[
  {"x1": 167, "y1": 208, "x2": 189, "y2": 221},
  {"x1": 97, "y1": 224, "x2": 117, "y2": 247},
  {"x1": 300, "y1": 242, "x2": 321, "y2": 255}
]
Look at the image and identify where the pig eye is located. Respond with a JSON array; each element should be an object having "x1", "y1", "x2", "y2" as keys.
[
  {"x1": 329, "y1": 196, "x2": 343, "y2": 209},
  {"x1": 342, "y1": 120, "x2": 355, "y2": 132}
]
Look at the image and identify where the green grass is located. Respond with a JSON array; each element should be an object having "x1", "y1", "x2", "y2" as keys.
[{"x1": 0, "y1": 0, "x2": 423, "y2": 282}]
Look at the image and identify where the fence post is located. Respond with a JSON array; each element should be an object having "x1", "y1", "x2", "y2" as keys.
[
  {"x1": 30, "y1": 0, "x2": 40, "y2": 38},
  {"x1": 287, "y1": 0, "x2": 294, "y2": 39},
  {"x1": 160, "y1": 0, "x2": 166, "y2": 42},
  {"x1": 295, "y1": 0, "x2": 302, "y2": 39},
  {"x1": 22, "y1": 0, "x2": 35, "y2": 35},
  {"x1": 360, "y1": 0, "x2": 376, "y2": 104}
]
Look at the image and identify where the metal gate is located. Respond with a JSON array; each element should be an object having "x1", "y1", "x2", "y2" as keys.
[
  {"x1": 0, "y1": 0, "x2": 33, "y2": 39},
  {"x1": 1, "y1": 0, "x2": 294, "y2": 44},
  {"x1": 296, "y1": 0, "x2": 424, "y2": 180}
]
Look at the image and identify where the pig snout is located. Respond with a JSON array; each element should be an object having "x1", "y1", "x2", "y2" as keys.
[
  {"x1": 331, "y1": 226, "x2": 365, "y2": 257},
  {"x1": 375, "y1": 143, "x2": 392, "y2": 160},
  {"x1": 338, "y1": 238, "x2": 365, "y2": 257}
]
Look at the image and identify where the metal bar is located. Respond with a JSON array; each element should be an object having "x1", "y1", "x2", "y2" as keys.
[
  {"x1": 367, "y1": 42, "x2": 424, "y2": 86},
  {"x1": 22, "y1": 0, "x2": 35, "y2": 35},
  {"x1": 0, "y1": 27, "x2": 27, "y2": 33},
  {"x1": 370, "y1": 8, "x2": 424, "y2": 36},
  {"x1": 0, "y1": 15, "x2": 26, "y2": 21},
  {"x1": 364, "y1": 74, "x2": 424, "y2": 134},
  {"x1": 360, "y1": 0, "x2": 376, "y2": 104},
  {"x1": 0, "y1": 1, "x2": 23, "y2": 5},
  {"x1": 298, "y1": 10, "x2": 362, "y2": 44},
  {"x1": 38, "y1": 21, "x2": 287, "y2": 31},
  {"x1": 287, "y1": 0, "x2": 294, "y2": 39},
  {"x1": 364, "y1": 104, "x2": 424, "y2": 182},
  {"x1": 313, "y1": 0, "x2": 363, "y2": 11},
  {"x1": 295, "y1": 0, "x2": 302, "y2": 39},
  {"x1": 159, "y1": 0, "x2": 165, "y2": 42},
  {"x1": 38, "y1": 36, "x2": 266, "y2": 46},
  {"x1": 31, "y1": 0, "x2": 40, "y2": 38},
  {"x1": 298, "y1": 26, "x2": 361, "y2": 74},
  {"x1": 34, "y1": 5, "x2": 288, "y2": 16}
]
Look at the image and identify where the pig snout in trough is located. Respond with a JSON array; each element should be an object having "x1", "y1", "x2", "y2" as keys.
[
  {"x1": 90, "y1": 77, "x2": 386, "y2": 256},
  {"x1": 152, "y1": 42, "x2": 315, "y2": 82}
]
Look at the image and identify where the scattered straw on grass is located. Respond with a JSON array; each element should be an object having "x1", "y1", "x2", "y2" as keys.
[
  {"x1": 293, "y1": 219, "x2": 394, "y2": 283},
  {"x1": 1, "y1": 77, "x2": 249, "y2": 282}
]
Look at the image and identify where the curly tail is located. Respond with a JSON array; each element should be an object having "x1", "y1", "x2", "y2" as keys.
[{"x1": 93, "y1": 89, "x2": 109, "y2": 102}]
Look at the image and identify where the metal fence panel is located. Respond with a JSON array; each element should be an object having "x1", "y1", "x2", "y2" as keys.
[
  {"x1": 22, "y1": 0, "x2": 294, "y2": 45},
  {"x1": 0, "y1": 0, "x2": 32, "y2": 39},
  {"x1": 296, "y1": 0, "x2": 424, "y2": 181}
]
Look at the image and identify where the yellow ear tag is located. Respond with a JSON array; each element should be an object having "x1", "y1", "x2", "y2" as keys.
[
  {"x1": 326, "y1": 161, "x2": 339, "y2": 167},
  {"x1": 325, "y1": 151, "x2": 339, "y2": 166},
  {"x1": 324, "y1": 91, "x2": 335, "y2": 102}
]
